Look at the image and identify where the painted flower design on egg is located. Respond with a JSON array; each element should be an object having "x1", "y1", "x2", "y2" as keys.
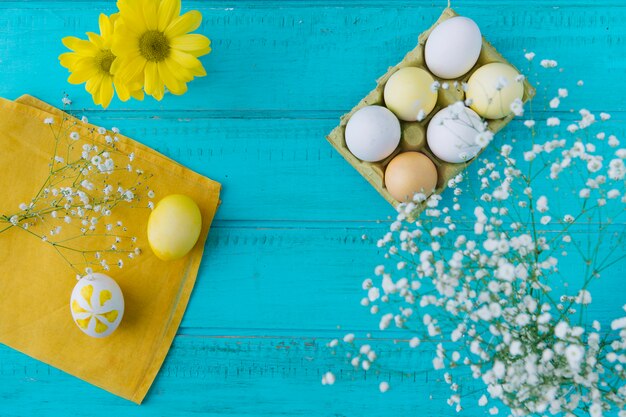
[{"x1": 70, "y1": 273, "x2": 124, "y2": 338}]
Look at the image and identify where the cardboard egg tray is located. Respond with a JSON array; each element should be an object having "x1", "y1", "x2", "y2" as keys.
[{"x1": 326, "y1": 7, "x2": 535, "y2": 212}]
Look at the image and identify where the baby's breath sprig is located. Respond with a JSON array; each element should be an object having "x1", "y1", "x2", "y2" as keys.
[
  {"x1": 326, "y1": 56, "x2": 626, "y2": 417},
  {"x1": 0, "y1": 96, "x2": 156, "y2": 276}
]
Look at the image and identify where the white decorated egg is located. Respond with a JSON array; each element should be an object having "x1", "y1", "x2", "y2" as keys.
[
  {"x1": 383, "y1": 67, "x2": 438, "y2": 121},
  {"x1": 466, "y1": 63, "x2": 524, "y2": 119},
  {"x1": 345, "y1": 105, "x2": 401, "y2": 162},
  {"x1": 427, "y1": 103, "x2": 486, "y2": 163},
  {"x1": 425, "y1": 16, "x2": 482, "y2": 79},
  {"x1": 70, "y1": 273, "x2": 124, "y2": 338}
]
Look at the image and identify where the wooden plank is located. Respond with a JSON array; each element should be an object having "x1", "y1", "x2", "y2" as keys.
[
  {"x1": 181, "y1": 223, "x2": 626, "y2": 332},
  {"x1": 0, "y1": 1, "x2": 625, "y2": 414},
  {"x1": 0, "y1": 2, "x2": 624, "y2": 112},
  {"x1": 0, "y1": 335, "x2": 477, "y2": 417},
  {"x1": 61, "y1": 113, "x2": 624, "y2": 222}
]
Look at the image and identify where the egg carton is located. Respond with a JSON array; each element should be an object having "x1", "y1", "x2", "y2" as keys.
[{"x1": 326, "y1": 7, "x2": 535, "y2": 212}]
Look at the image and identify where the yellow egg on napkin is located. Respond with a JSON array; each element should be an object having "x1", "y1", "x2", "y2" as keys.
[{"x1": 147, "y1": 194, "x2": 203, "y2": 261}]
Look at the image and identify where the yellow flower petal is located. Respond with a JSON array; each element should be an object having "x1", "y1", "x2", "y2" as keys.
[
  {"x1": 130, "y1": 88, "x2": 145, "y2": 101},
  {"x1": 66, "y1": 61, "x2": 101, "y2": 84},
  {"x1": 164, "y1": 58, "x2": 193, "y2": 82},
  {"x1": 169, "y1": 48, "x2": 202, "y2": 70},
  {"x1": 165, "y1": 10, "x2": 202, "y2": 39},
  {"x1": 112, "y1": 36, "x2": 140, "y2": 59},
  {"x1": 98, "y1": 13, "x2": 116, "y2": 43},
  {"x1": 62, "y1": 36, "x2": 99, "y2": 56},
  {"x1": 100, "y1": 79, "x2": 114, "y2": 108},
  {"x1": 100, "y1": 78, "x2": 114, "y2": 108},
  {"x1": 86, "y1": 73, "x2": 104, "y2": 103},
  {"x1": 144, "y1": 61, "x2": 164, "y2": 100},
  {"x1": 189, "y1": 64, "x2": 207, "y2": 77},
  {"x1": 59, "y1": 52, "x2": 82, "y2": 70},
  {"x1": 114, "y1": 55, "x2": 146, "y2": 83},
  {"x1": 114, "y1": 78, "x2": 131, "y2": 102},
  {"x1": 158, "y1": 0, "x2": 181, "y2": 31},
  {"x1": 86, "y1": 32, "x2": 104, "y2": 49},
  {"x1": 170, "y1": 34, "x2": 211, "y2": 56},
  {"x1": 158, "y1": 61, "x2": 187, "y2": 95},
  {"x1": 141, "y1": 0, "x2": 158, "y2": 31},
  {"x1": 116, "y1": 0, "x2": 147, "y2": 32}
]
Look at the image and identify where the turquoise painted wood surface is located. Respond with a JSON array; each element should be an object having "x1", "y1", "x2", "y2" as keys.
[{"x1": 0, "y1": 1, "x2": 625, "y2": 416}]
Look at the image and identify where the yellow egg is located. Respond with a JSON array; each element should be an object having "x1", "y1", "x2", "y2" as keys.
[
  {"x1": 147, "y1": 194, "x2": 202, "y2": 261},
  {"x1": 466, "y1": 63, "x2": 524, "y2": 119},
  {"x1": 383, "y1": 67, "x2": 438, "y2": 121}
]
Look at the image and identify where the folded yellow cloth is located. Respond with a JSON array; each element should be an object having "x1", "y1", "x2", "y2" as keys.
[{"x1": 0, "y1": 95, "x2": 221, "y2": 403}]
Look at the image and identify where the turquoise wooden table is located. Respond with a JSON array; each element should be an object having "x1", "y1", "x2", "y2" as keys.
[{"x1": 1, "y1": 1, "x2": 625, "y2": 415}]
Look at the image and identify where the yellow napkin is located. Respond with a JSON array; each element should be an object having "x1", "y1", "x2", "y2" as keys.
[{"x1": 0, "y1": 95, "x2": 220, "y2": 403}]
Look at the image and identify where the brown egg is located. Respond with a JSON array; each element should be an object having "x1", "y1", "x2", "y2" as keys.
[{"x1": 384, "y1": 152, "x2": 438, "y2": 202}]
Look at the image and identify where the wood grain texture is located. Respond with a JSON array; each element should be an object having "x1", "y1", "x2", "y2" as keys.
[{"x1": 0, "y1": 0, "x2": 625, "y2": 415}]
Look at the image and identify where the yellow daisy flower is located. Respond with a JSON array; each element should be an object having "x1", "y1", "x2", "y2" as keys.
[
  {"x1": 112, "y1": 0, "x2": 211, "y2": 100},
  {"x1": 59, "y1": 13, "x2": 144, "y2": 108}
]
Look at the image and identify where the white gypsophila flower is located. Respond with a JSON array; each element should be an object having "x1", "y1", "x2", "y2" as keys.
[
  {"x1": 510, "y1": 98, "x2": 524, "y2": 116},
  {"x1": 524, "y1": 52, "x2": 535, "y2": 61},
  {"x1": 608, "y1": 135, "x2": 620, "y2": 147},
  {"x1": 549, "y1": 97, "x2": 560, "y2": 109},
  {"x1": 540, "y1": 59, "x2": 558, "y2": 68},
  {"x1": 558, "y1": 88, "x2": 568, "y2": 98},
  {"x1": 547, "y1": 117, "x2": 561, "y2": 127},
  {"x1": 475, "y1": 131, "x2": 494, "y2": 148},
  {"x1": 524, "y1": 120, "x2": 536, "y2": 129},
  {"x1": 321, "y1": 371, "x2": 335, "y2": 386},
  {"x1": 379, "y1": 382, "x2": 390, "y2": 393},
  {"x1": 69, "y1": 131, "x2": 80, "y2": 141},
  {"x1": 495, "y1": 76, "x2": 508, "y2": 91},
  {"x1": 43, "y1": 117, "x2": 54, "y2": 124}
]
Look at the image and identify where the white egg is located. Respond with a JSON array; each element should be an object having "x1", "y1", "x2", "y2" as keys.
[
  {"x1": 345, "y1": 105, "x2": 401, "y2": 162},
  {"x1": 70, "y1": 273, "x2": 124, "y2": 338},
  {"x1": 426, "y1": 104, "x2": 486, "y2": 163},
  {"x1": 425, "y1": 16, "x2": 482, "y2": 79}
]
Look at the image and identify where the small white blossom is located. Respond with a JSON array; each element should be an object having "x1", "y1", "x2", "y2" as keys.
[
  {"x1": 321, "y1": 371, "x2": 335, "y2": 386},
  {"x1": 546, "y1": 117, "x2": 560, "y2": 127},
  {"x1": 540, "y1": 59, "x2": 558, "y2": 68}
]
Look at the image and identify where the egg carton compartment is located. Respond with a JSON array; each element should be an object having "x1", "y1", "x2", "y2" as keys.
[{"x1": 326, "y1": 7, "x2": 535, "y2": 212}]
